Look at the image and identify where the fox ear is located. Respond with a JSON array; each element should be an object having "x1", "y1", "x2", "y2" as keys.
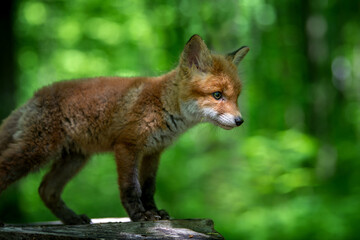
[
  {"x1": 226, "y1": 46, "x2": 250, "y2": 65},
  {"x1": 181, "y1": 34, "x2": 213, "y2": 72}
]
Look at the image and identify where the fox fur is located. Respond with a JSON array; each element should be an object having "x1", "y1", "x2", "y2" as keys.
[{"x1": 0, "y1": 35, "x2": 249, "y2": 224}]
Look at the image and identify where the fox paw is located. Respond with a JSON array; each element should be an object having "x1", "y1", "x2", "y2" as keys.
[
  {"x1": 131, "y1": 211, "x2": 156, "y2": 221},
  {"x1": 131, "y1": 209, "x2": 170, "y2": 221},
  {"x1": 63, "y1": 214, "x2": 91, "y2": 225},
  {"x1": 78, "y1": 214, "x2": 92, "y2": 224},
  {"x1": 150, "y1": 209, "x2": 170, "y2": 220},
  {"x1": 157, "y1": 209, "x2": 170, "y2": 220}
]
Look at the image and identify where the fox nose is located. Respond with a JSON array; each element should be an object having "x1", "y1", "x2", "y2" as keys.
[{"x1": 235, "y1": 116, "x2": 244, "y2": 126}]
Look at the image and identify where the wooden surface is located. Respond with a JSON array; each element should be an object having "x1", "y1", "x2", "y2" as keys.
[{"x1": 0, "y1": 218, "x2": 224, "y2": 240}]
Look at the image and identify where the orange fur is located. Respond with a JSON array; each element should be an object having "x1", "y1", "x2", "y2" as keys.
[{"x1": 0, "y1": 35, "x2": 249, "y2": 224}]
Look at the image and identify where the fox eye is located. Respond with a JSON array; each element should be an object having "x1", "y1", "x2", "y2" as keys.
[{"x1": 212, "y1": 91, "x2": 222, "y2": 100}]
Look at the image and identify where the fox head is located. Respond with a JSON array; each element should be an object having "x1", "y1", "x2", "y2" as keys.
[{"x1": 178, "y1": 34, "x2": 249, "y2": 130}]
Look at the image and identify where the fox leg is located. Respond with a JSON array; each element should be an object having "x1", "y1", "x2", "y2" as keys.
[
  {"x1": 115, "y1": 144, "x2": 158, "y2": 221},
  {"x1": 139, "y1": 152, "x2": 169, "y2": 220},
  {"x1": 38, "y1": 152, "x2": 90, "y2": 225}
]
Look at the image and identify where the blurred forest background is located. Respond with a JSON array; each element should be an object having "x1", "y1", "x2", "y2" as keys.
[{"x1": 0, "y1": 0, "x2": 359, "y2": 239}]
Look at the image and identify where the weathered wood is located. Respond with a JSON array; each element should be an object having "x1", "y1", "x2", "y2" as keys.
[{"x1": 0, "y1": 218, "x2": 224, "y2": 240}]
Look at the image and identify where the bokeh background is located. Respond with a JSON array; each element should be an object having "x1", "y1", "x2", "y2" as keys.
[{"x1": 0, "y1": 0, "x2": 359, "y2": 239}]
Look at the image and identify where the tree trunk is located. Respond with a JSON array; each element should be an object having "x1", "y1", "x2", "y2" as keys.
[{"x1": 0, "y1": 218, "x2": 224, "y2": 240}]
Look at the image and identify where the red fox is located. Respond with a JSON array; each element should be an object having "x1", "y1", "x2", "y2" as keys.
[{"x1": 0, "y1": 35, "x2": 249, "y2": 224}]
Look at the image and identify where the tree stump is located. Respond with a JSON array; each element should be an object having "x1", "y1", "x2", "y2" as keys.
[{"x1": 0, "y1": 218, "x2": 224, "y2": 239}]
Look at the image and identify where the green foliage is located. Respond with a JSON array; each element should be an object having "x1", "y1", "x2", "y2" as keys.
[{"x1": 1, "y1": 0, "x2": 359, "y2": 239}]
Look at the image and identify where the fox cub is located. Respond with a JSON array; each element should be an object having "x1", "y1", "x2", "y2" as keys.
[{"x1": 0, "y1": 35, "x2": 249, "y2": 224}]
